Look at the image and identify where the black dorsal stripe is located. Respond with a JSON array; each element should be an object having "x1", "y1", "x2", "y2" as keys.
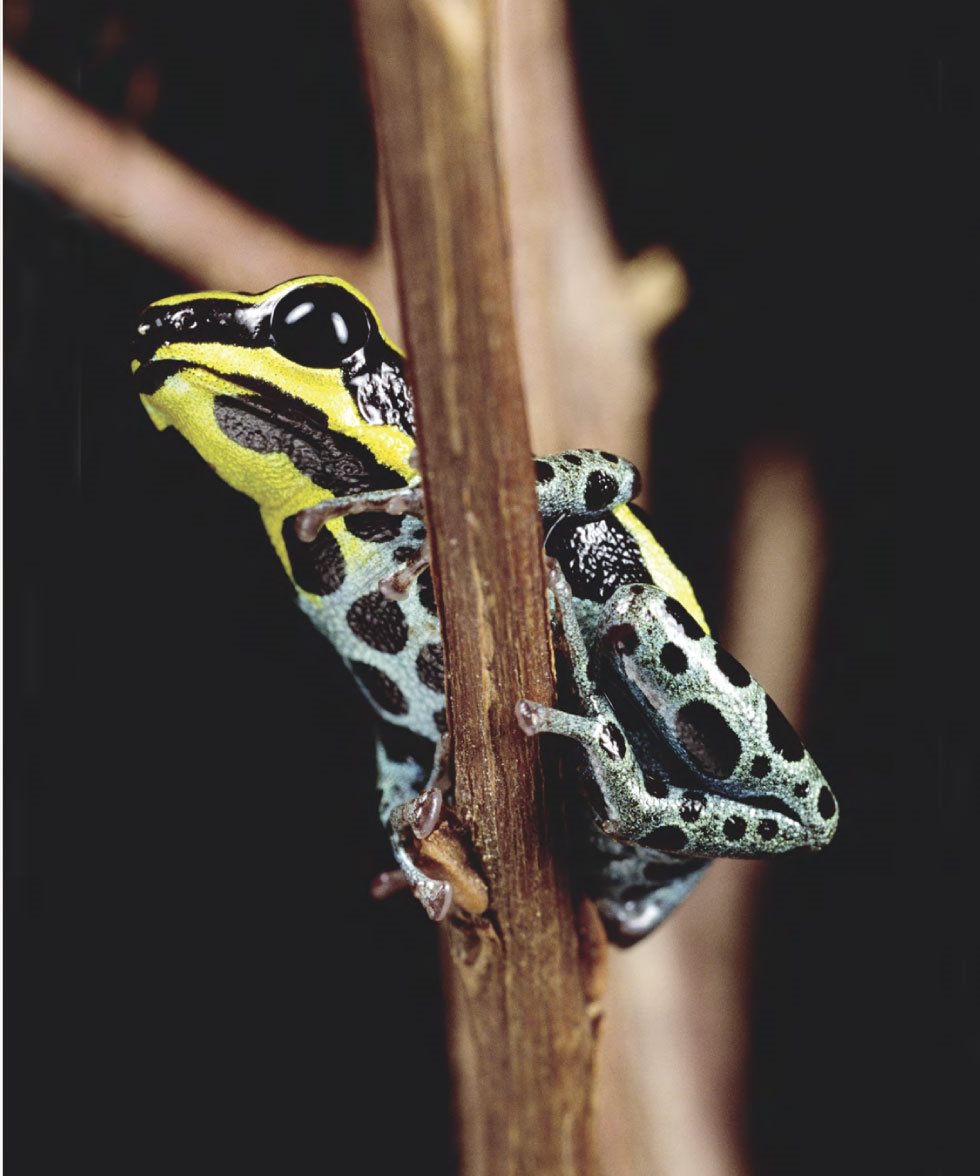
[
  {"x1": 212, "y1": 375, "x2": 405, "y2": 496},
  {"x1": 545, "y1": 510, "x2": 653, "y2": 604},
  {"x1": 134, "y1": 298, "x2": 266, "y2": 364}
]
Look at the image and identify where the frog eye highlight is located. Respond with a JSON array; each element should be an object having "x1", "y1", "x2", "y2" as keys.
[{"x1": 270, "y1": 284, "x2": 371, "y2": 368}]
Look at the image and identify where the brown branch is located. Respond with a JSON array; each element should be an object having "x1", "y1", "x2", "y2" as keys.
[{"x1": 354, "y1": 1, "x2": 600, "y2": 1172}]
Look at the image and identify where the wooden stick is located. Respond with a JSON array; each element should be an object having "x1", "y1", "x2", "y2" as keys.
[{"x1": 354, "y1": 2, "x2": 600, "y2": 1171}]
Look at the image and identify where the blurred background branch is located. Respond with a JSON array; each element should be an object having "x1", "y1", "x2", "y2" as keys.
[{"x1": 3, "y1": 50, "x2": 397, "y2": 321}]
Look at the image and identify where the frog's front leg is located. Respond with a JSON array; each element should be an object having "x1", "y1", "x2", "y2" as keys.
[
  {"x1": 375, "y1": 733, "x2": 454, "y2": 921},
  {"x1": 298, "y1": 449, "x2": 640, "y2": 542},
  {"x1": 296, "y1": 482, "x2": 431, "y2": 601},
  {"x1": 295, "y1": 481, "x2": 424, "y2": 541}
]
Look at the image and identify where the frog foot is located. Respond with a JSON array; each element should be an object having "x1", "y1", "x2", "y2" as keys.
[
  {"x1": 369, "y1": 860, "x2": 454, "y2": 921},
  {"x1": 380, "y1": 839, "x2": 454, "y2": 921},
  {"x1": 385, "y1": 788, "x2": 454, "y2": 920},
  {"x1": 378, "y1": 538, "x2": 430, "y2": 601},
  {"x1": 412, "y1": 875, "x2": 455, "y2": 922},
  {"x1": 402, "y1": 785, "x2": 444, "y2": 840},
  {"x1": 515, "y1": 698, "x2": 543, "y2": 736}
]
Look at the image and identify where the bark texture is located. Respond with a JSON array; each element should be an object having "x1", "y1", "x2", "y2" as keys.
[{"x1": 355, "y1": 2, "x2": 602, "y2": 1173}]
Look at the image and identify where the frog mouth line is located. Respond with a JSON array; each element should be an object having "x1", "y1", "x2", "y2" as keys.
[{"x1": 133, "y1": 358, "x2": 191, "y2": 396}]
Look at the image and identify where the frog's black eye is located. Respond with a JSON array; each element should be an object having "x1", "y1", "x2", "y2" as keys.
[{"x1": 270, "y1": 284, "x2": 372, "y2": 368}]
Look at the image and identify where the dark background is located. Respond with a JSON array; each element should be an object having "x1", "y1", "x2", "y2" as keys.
[{"x1": 6, "y1": 2, "x2": 976, "y2": 1172}]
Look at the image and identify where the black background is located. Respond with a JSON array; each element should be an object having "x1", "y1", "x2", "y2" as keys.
[{"x1": 6, "y1": 2, "x2": 977, "y2": 1172}]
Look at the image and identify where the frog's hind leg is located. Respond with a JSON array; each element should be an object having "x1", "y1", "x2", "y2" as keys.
[
  {"x1": 517, "y1": 563, "x2": 711, "y2": 940},
  {"x1": 518, "y1": 563, "x2": 804, "y2": 856},
  {"x1": 515, "y1": 560, "x2": 675, "y2": 843},
  {"x1": 534, "y1": 449, "x2": 641, "y2": 519},
  {"x1": 594, "y1": 582, "x2": 838, "y2": 854}
]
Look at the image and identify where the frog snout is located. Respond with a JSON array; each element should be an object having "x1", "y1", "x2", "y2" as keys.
[
  {"x1": 133, "y1": 298, "x2": 253, "y2": 370},
  {"x1": 133, "y1": 304, "x2": 191, "y2": 368},
  {"x1": 132, "y1": 305, "x2": 204, "y2": 407}
]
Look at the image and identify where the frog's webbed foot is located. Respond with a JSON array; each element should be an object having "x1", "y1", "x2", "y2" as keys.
[
  {"x1": 294, "y1": 481, "x2": 432, "y2": 601},
  {"x1": 294, "y1": 481, "x2": 425, "y2": 543},
  {"x1": 387, "y1": 787, "x2": 490, "y2": 922},
  {"x1": 396, "y1": 853, "x2": 455, "y2": 922},
  {"x1": 514, "y1": 698, "x2": 647, "y2": 840},
  {"x1": 516, "y1": 561, "x2": 670, "y2": 846}
]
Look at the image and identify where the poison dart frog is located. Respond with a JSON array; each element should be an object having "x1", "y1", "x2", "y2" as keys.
[{"x1": 133, "y1": 276, "x2": 837, "y2": 944}]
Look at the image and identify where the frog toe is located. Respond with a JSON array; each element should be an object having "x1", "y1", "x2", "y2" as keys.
[
  {"x1": 388, "y1": 843, "x2": 456, "y2": 921},
  {"x1": 377, "y1": 537, "x2": 430, "y2": 601},
  {"x1": 409, "y1": 786, "x2": 444, "y2": 840},
  {"x1": 414, "y1": 877, "x2": 454, "y2": 922},
  {"x1": 369, "y1": 868, "x2": 411, "y2": 900}
]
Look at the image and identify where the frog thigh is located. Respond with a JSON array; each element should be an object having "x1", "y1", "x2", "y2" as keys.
[
  {"x1": 521, "y1": 570, "x2": 837, "y2": 857},
  {"x1": 533, "y1": 449, "x2": 641, "y2": 519},
  {"x1": 515, "y1": 578, "x2": 680, "y2": 844},
  {"x1": 594, "y1": 583, "x2": 839, "y2": 855}
]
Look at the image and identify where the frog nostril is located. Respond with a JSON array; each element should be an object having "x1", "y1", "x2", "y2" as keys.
[
  {"x1": 133, "y1": 297, "x2": 264, "y2": 369},
  {"x1": 133, "y1": 317, "x2": 159, "y2": 366},
  {"x1": 133, "y1": 308, "x2": 181, "y2": 366}
]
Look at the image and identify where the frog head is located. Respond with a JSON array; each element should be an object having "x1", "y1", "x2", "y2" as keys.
[{"x1": 132, "y1": 277, "x2": 417, "y2": 519}]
